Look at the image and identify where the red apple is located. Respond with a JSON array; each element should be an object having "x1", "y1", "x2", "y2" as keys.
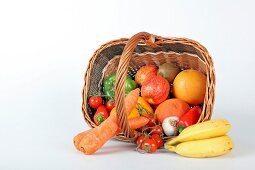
[
  {"x1": 135, "y1": 65, "x2": 157, "y2": 86},
  {"x1": 141, "y1": 75, "x2": 170, "y2": 105}
]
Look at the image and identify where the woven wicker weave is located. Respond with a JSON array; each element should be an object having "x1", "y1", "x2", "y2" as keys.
[{"x1": 82, "y1": 32, "x2": 215, "y2": 142}]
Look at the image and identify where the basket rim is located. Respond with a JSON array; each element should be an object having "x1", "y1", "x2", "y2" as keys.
[{"x1": 99, "y1": 51, "x2": 207, "y2": 91}]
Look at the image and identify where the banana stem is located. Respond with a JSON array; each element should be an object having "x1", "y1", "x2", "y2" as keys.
[
  {"x1": 164, "y1": 144, "x2": 176, "y2": 152},
  {"x1": 166, "y1": 138, "x2": 179, "y2": 146}
]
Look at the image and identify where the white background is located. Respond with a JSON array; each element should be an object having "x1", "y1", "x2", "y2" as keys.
[{"x1": 1, "y1": 0, "x2": 255, "y2": 169}]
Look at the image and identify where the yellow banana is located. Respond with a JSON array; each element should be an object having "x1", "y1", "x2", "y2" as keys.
[
  {"x1": 165, "y1": 135, "x2": 234, "y2": 158},
  {"x1": 165, "y1": 119, "x2": 231, "y2": 146}
]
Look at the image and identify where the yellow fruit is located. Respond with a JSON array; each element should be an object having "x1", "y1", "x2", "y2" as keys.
[
  {"x1": 128, "y1": 108, "x2": 140, "y2": 118},
  {"x1": 136, "y1": 97, "x2": 153, "y2": 117},
  {"x1": 112, "y1": 97, "x2": 154, "y2": 119},
  {"x1": 165, "y1": 119, "x2": 231, "y2": 146},
  {"x1": 111, "y1": 106, "x2": 139, "y2": 118},
  {"x1": 173, "y1": 69, "x2": 206, "y2": 105},
  {"x1": 128, "y1": 97, "x2": 154, "y2": 118},
  {"x1": 110, "y1": 107, "x2": 116, "y2": 115},
  {"x1": 165, "y1": 135, "x2": 234, "y2": 158}
]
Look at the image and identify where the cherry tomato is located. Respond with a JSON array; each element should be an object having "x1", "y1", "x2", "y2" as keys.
[
  {"x1": 106, "y1": 100, "x2": 115, "y2": 112},
  {"x1": 136, "y1": 127, "x2": 143, "y2": 133},
  {"x1": 136, "y1": 135, "x2": 146, "y2": 146},
  {"x1": 152, "y1": 125, "x2": 164, "y2": 135},
  {"x1": 147, "y1": 116, "x2": 157, "y2": 127},
  {"x1": 137, "y1": 125, "x2": 150, "y2": 133},
  {"x1": 93, "y1": 105, "x2": 109, "y2": 125},
  {"x1": 151, "y1": 134, "x2": 164, "y2": 148},
  {"x1": 89, "y1": 96, "x2": 103, "y2": 108},
  {"x1": 141, "y1": 138, "x2": 158, "y2": 153}
]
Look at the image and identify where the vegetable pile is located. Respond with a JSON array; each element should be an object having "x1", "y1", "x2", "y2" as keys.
[{"x1": 73, "y1": 63, "x2": 233, "y2": 157}]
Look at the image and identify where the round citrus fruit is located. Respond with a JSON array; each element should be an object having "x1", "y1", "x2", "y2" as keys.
[
  {"x1": 155, "y1": 99, "x2": 190, "y2": 123},
  {"x1": 173, "y1": 69, "x2": 206, "y2": 105}
]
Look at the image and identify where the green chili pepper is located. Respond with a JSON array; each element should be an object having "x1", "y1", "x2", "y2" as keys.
[{"x1": 103, "y1": 73, "x2": 137, "y2": 99}]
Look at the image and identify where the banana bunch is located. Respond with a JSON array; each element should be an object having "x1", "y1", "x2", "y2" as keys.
[{"x1": 164, "y1": 119, "x2": 234, "y2": 158}]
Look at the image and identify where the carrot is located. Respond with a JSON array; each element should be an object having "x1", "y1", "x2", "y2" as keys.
[
  {"x1": 74, "y1": 88, "x2": 140, "y2": 155},
  {"x1": 128, "y1": 116, "x2": 149, "y2": 130},
  {"x1": 73, "y1": 129, "x2": 92, "y2": 151},
  {"x1": 125, "y1": 88, "x2": 140, "y2": 115},
  {"x1": 78, "y1": 113, "x2": 119, "y2": 154}
]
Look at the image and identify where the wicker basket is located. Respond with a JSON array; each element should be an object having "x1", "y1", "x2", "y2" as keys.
[{"x1": 82, "y1": 32, "x2": 215, "y2": 142}]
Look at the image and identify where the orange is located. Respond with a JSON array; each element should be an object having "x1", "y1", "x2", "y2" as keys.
[
  {"x1": 155, "y1": 99, "x2": 190, "y2": 123},
  {"x1": 173, "y1": 69, "x2": 206, "y2": 105}
]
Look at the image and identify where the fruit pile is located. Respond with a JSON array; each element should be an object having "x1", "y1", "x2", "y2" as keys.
[
  {"x1": 164, "y1": 119, "x2": 233, "y2": 158},
  {"x1": 75, "y1": 63, "x2": 233, "y2": 157}
]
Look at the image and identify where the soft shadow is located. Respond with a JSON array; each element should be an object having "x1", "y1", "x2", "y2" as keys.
[
  {"x1": 94, "y1": 143, "x2": 136, "y2": 155},
  {"x1": 229, "y1": 138, "x2": 255, "y2": 158}
]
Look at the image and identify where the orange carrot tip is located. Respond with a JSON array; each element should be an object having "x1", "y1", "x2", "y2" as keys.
[
  {"x1": 73, "y1": 130, "x2": 92, "y2": 151},
  {"x1": 128, "y1": 116, "x2": 149, "y2": 130}
]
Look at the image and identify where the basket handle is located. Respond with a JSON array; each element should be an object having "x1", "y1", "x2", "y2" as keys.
[{"x1": 115, "y1": 32, "x2": 159, "y2": 139}]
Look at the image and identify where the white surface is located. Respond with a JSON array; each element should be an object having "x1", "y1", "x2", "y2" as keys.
[{"x1": 1, "y1": 0, "x2": 255, "y2": 169}]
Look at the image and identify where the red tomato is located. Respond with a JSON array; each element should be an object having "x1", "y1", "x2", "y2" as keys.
[
  {"x1": 141, "y1": 138, "x2": 158, "y2": 153},
  {"x1": 151, "y1": 134, "x2": 164, "y2": 148},
  {"x1": 152, "y1": 125, "x2": 164, "y2": 135},
  {"x1": 106, "y1": 100, "x2": 115, "y2": 112},
  {"x1": 93, "y1": 105, "x2": 109, "y2": 125},
  {"x1": 89, "y1": 96, "x2": 103, "y2": 108},
  {"x1": 95, "y1": 105, "x2": 108, "y2": 118},
  {"x1": 136, "y1": 135, "x2": 146, "y2": 146},
  {"x1": 136, "y1": 127, "x2": 143, "y2": 133},
  {"x1": 147, "y1": 116, "x2": 157, "y2": 127}
]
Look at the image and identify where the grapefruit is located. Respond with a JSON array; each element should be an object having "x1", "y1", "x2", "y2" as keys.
[{"x1": 173, "y1": 69, "x2": 206, "y2": 105}]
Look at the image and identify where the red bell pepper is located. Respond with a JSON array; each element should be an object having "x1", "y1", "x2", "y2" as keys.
[{"x1": 177, "y1": 106, "x2": 202, "y2": 133}]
